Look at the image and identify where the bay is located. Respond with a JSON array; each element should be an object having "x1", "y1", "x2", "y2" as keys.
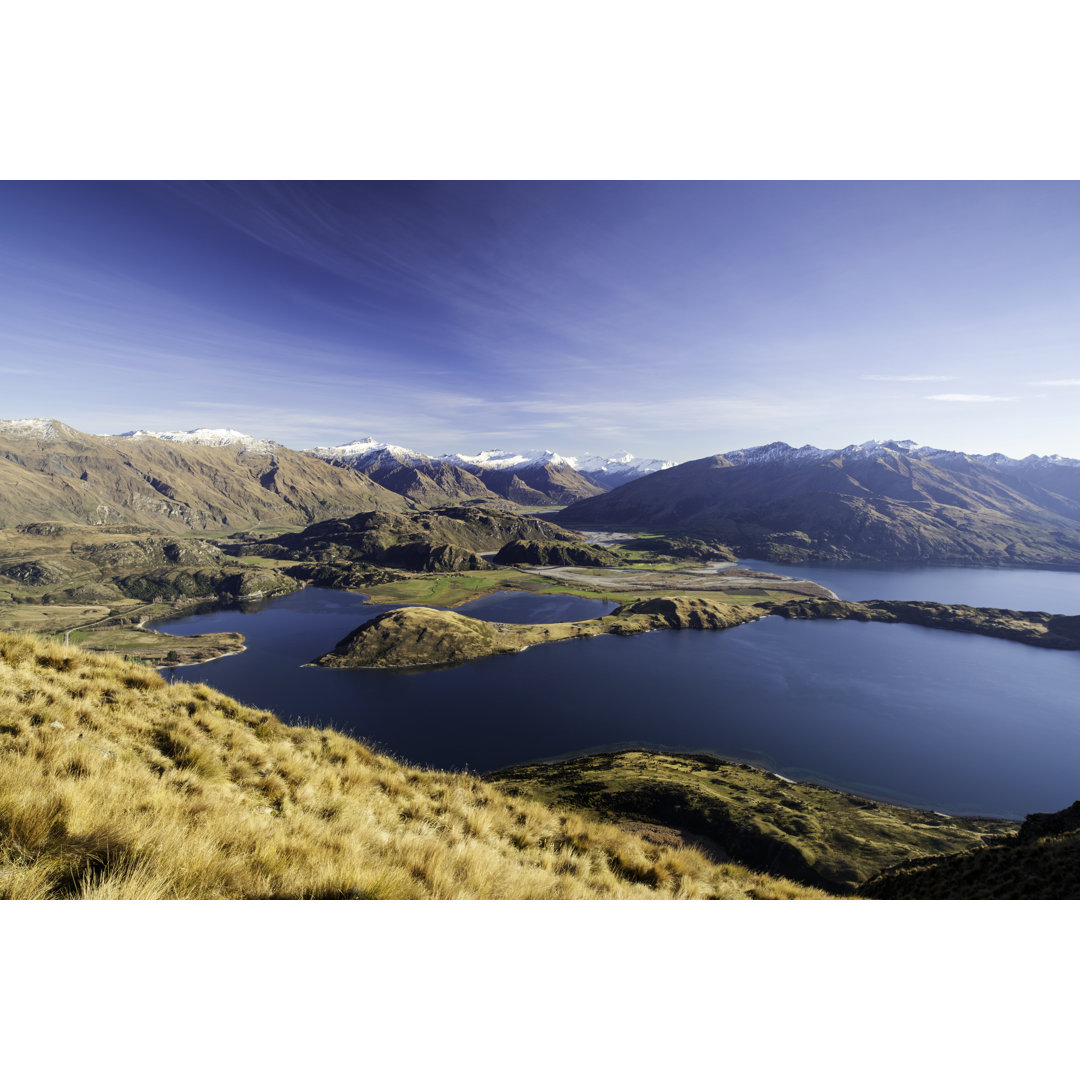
[{"x1": 153, "y1": 581, "x2": 1080, "y2": 818}]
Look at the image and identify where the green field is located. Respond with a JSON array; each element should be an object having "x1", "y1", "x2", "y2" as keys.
[
  {"x1": 361, "y1": 568, "x2": 561, "y2": 607},
  {"x1": 67, "y1": 626, "x2": 244, "y2": 665}
]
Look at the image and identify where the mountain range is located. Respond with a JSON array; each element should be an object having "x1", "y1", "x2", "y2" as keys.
[
  {"x1": 304, "y1": 436, "x2": 675, "y2": 506},
  {"x1": 7, "y1": 420, "x2": 1080, "y2": 568},
  {"x1": 116, "y1": 427, "x2": 674, "y2": 508},
  {"x1": 558, "y1": 439, "x2": 1080, "y2": 567}
]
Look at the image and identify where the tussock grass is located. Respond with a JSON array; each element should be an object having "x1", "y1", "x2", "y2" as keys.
[{"x1": 0, "y1": 632, "x2": 825, "y2": 899}]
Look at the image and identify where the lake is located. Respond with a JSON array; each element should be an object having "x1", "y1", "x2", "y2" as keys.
[
  {"x1": 741, "y1": 558, "x2": 1080, "y2": 612},
  {"x1": 151, "y1": 574, "x2": 1080, "y2": 820}
]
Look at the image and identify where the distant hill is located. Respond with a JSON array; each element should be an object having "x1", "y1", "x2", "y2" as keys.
[
  {"x1": 0, "y1": 419, "x2": 406, "y2": 534},
  {"x1": 557, "y1": 440, "x2": 1080, "y2": 568},
  {"x1": 238, "y1": 505, "x2": 587, "y2": 572}
]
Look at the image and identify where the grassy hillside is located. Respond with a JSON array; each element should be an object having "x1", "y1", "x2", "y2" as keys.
[
  {"x1": 0, "y1": 421, "x2": 406, "y2": 534},
  {"x1": 0, "y1": 632, "x2": 825, "y2": 899},
  {"x1": 859, "y1": 801, "x2": 1080, "y2": 898},
  {"x1": 487, "y1": 750, "x2": 1016, "y2": 893},
  {"x1": 313, "y1": 597, "x2": 768, "y2": 669}
]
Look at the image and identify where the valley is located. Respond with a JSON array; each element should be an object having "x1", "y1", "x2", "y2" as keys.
[{"x1": 4, "y1": 418, "x2": 1080, "y2": 898}]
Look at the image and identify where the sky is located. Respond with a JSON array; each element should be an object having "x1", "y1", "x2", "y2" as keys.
[{"x1": 3, "y1": 180, "x2": 1080, "y2": 461}]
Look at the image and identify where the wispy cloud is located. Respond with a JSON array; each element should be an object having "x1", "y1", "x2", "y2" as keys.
[
  {"x1": 862, "y1": 374, "x2": 957, "y2": 382},
  {"x1": 1029, "y1": 379, "x2": 1080, "y2": 386},
  {"x1": 926, "y1": 394, "x2": 1014, "y2": 402}
]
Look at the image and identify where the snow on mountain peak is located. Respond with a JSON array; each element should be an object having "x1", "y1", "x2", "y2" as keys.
[
  {"x1": 571, "y1": 451, "x2": 679, "y2": 475},
  {"x1": 0, "y1": 418, "x2": 74, "y2": 440},
  {"x1": 305, "y1": 436, "x2": 426, "y2": 466},
  {"x1": 117, "y1": 428, "x2": 279, "y2": 453},
  {"x1": 440, "y1": 447, "x2": 675, "y2": 477},
  {"x1": 440, "y1": 448, "x2": 572, "y2": 470}
]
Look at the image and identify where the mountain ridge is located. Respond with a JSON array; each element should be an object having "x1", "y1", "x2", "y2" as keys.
[
  {"x1": 0, "y1": 419, "x2": 408, "y2": 533},
  {"x1": 556, "y1": 439, "x2": 1080, "y2": 568}
]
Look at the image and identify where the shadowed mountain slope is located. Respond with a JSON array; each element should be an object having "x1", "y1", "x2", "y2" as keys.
[{"x1": 558, "y1": 442, "x2": 1080, "y2": 567}]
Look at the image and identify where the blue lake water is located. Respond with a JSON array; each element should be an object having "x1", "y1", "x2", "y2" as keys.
[
  {"x1": 151, "y1": 578, "x2": 1080, "y2": 819},
  {"x1": 741, "y1": 559, "x2": 1080, "y2": 613}
]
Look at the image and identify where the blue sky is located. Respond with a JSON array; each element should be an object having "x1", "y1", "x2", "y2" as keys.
[{"x1": 2, "y1": 180, "x2": 1080, "y2": 461}]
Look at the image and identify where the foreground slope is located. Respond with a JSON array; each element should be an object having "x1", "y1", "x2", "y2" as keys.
[
  {"x1": 0, "y1": 419, "x2": 406, "y2": 533},
  {"x1": 0, "y1": 633, "x2": 823, "y2": 899},
  {"x1": 859, "y1": 801, "x2": 1080, "y2": 899},
  {"x1": 488, "y1": 751, "x2": 1016, "y2": 894}
]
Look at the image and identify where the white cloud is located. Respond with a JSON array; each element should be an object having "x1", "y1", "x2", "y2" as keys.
[
  {"x1": 862, "y1": 374, "x2": 957, "y2": 382},
  {"x1": 926, "y1": 394, "x2": 1014, "y2": 402},
  {"x1": 1029, "y1": 379, "x2": 1080, "y2": 386}
]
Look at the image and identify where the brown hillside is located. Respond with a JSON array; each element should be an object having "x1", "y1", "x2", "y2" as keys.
[{"x1": 0, "y1": 421, "x2": 406, "y2": 533}]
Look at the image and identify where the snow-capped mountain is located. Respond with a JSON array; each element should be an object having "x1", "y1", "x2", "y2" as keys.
[
  {"x1": 715, "y1": 439, "x2": 1080, "y2": 472},
  {"x1": 0, "y1": 418, "x2": 79, "y2": 441},
  {"x1": 570, "y1": 451, "x2": 678, "y2": 476},
  {"x1": 440, "y1": 448, "x2": 574, "y2": 470},
  {"x1": 555, "y1": 437, "x2": 1080, "y2": 567},
  {"x1": 305, "y1": 436, "x2": 427, "y2": 467},
  {"x1": 440, "y1": 447, "x2": 677, "y2": 486},
  {"x1": 303, "y1": 436, "x2": 495, "y2": 504},
  {"x1": 302, "y1": 439, "x2": 676, "y2": 504},
  {"x1": 116, "y1": 428, "x2": 280, "y2": 454}
]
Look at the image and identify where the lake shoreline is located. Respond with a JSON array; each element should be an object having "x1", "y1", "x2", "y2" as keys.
[{"x1": 485, "y1": 743, "x2": 1023, "y2": 823}]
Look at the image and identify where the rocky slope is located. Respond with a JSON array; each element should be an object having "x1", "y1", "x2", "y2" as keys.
[{"x1": 0, "y1": 419, "x2": 406, "y2": 533}]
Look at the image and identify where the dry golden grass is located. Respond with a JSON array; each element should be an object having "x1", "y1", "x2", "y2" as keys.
[{"x1": 0, "y1": 632, "x2": 827, "y2": 900}]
